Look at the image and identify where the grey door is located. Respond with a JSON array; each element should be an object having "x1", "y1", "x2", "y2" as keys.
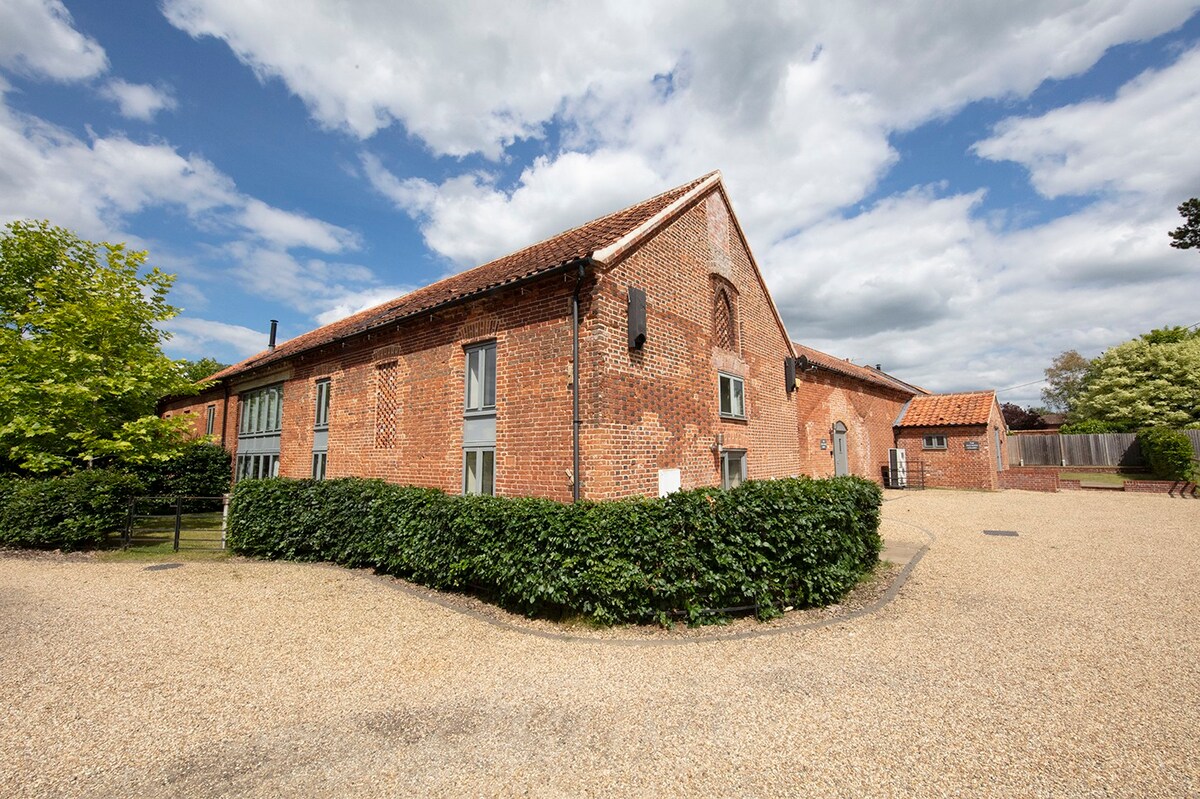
[{"x1": 833, "y1": 421, "x2": 849, "y2": 476}]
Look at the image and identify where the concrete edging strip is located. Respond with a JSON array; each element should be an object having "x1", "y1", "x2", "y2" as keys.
[{"x1": 348, "y1": 517, "x2": 936, "y2": 647}]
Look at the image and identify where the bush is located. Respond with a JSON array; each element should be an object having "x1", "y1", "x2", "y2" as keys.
[
  {"x1": 1136, "y1": 427, "x2": 1197, "y2": 481},
  {"x1": 1060, "y1": 419, "x2": 1127, "y2": 434},
  {"x1": 0, "y1": 470, "x2": 143, "y2": 550},
  {"x1": 227, "y1": 475, "x2": 883, "y2": 625},
  {"x1": 123, "y1": 442, "x2": 231, "y2": 498}
]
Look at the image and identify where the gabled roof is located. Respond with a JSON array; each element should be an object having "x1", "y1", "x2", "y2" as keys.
[
  {"x1": 791, "y1": 342, "x2": 926, "y2": 396},
  {"x1": 207, "y1": 171, "x2": 721, "y2": 383},
  {"x1": 895, "y1": 391, "x2": 998, "y2": 428}
]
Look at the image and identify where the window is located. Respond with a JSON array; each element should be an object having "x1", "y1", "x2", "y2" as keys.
[
  {"x1": 719, "y1": 373, "x2": 745, "y2": 419},
  {"x1": 714, "y1": 284, "x2": 737, "y2": 351},
  {"x1": 463, "y1": 448, "x2": 495, "y2": 495},
  {"x1": 314, "y1": 379, "x2": 330, "y2": 429},
  {"x1": 923, "y1": 434, "x2": 948, "y2": 450},
  {"x1": 463, "y1": 342, "x2": 497, "y2": 494},
  {"x1": 375, "y1": 362, "x2": 399, "y2": 448},
  {"x1": 205, "y1": 405, "x2": 215, "y2": 436},
  {"x1": 235, "y1": 385, "x2": 283, "y2": 482},
  {"x1": 722, "y1": 449, "x2": 746, "y2": 489},
  {"x1": 313, "y1": 378, "x2": 330, "y2": 480},
  {"x1": 464, "y1": 342, "x2": 497, "y2": 413},
  {"x1": 239, "y1": 385, "x2": 282, "y2": 436},
  {"x1": 235, "y1": 454, "x2": 279, "y2": 481}
]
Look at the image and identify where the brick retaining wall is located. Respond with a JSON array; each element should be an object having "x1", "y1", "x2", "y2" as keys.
[
  {"x1": 1123, "y1": 480, "x2": 1198, "y2": 497},
  {"x1": 998, "y1": 467, "x2": 1060, "y2": 492}
]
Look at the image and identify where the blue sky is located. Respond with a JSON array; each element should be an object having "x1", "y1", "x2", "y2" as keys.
[{"x1": 1, "y1": 1, "x2": 1198, "y2": 407}]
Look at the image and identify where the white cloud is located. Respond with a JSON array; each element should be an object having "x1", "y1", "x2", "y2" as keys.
[
  {"x1": 363, "y1": 150, "x2": 665, "y2": 267},
  {"x1": 161, "y1": 0, "x2": 1197, "y2": 158},
  {"x1": 238, "y1": 199, "x2": 360, "y2": 253},
  {"x1": 162, "y1": 0, "x2": 677, "y2": 157},
  {"x1": 0, "y1": 84, "x2": 358, "y2": 255},
  {"x1": 162, "y1": 317, "x2": 270, "y2": 357},
  {"x1": 100, "y1": 79, "x2": 177, "y2": 121},
  {"x1": 765, "y1": 189, "x2": 993, "y2": 341},
  {"x1": 313, "y1": 287, "x2": 413, "y2": 326},
  {"x1": 224, "y1": 243, "x2": 409, "y2": 325},
  {"x1": 0, "y1": 0, "x2": 107, "y2": 81},
  {"x1": 807, "y1": 0, "x2": 1199, "y2": 129},
  {"x1": 973, "y1": 45, "x2": 1200, "y2": 200}
]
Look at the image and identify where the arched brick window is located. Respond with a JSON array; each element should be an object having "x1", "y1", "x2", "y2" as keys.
[{"x1": 714, "y1": 283, "x2": 737, "y2": 351}]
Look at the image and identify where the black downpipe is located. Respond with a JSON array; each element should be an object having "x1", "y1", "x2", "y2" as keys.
[{"x1": 572, "y1": 261, "x2": 587, "y2": 502}]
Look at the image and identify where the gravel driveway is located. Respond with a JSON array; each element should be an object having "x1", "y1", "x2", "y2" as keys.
[{"x1": 1, "y1": 489, "x2": 1197, "y2": 797}]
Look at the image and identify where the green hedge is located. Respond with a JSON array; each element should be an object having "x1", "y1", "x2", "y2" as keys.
[
  {"x1": 228, "y1": 476, "x2": 883, "y2": 625},
  {"x1": 0, "y1": 470, "x2": 143, "y2": 551},
  {"x1": 122, "y1": 442, "x2": 231, "y2": 499},
  {"x1": 1137, "y1": 427, "x2": 1197, "y2": 481}
]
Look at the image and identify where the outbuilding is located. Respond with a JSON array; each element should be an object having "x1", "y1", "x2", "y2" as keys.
[{"x1": 893, "y1": 391, "x2": 1009, "y2": 490}]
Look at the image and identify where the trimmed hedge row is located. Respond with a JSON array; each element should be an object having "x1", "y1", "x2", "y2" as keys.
[
  {"x1": 228, "y1": 475, "x2": 883, "y2": 625},
  {"x1": 0, "y1": 470, "x2": 143, "y2": 551}
]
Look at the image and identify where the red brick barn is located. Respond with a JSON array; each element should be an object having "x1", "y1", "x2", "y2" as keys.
[
  {"x1": 893, "y1": 391, "x2": 1009, "y2": 490},
  {"x1": 164, "y1": 172, "x2": 815, "y2": 500},
  {"x1": 163, "y1": 172, "x2": 1003, "y2": 498}
]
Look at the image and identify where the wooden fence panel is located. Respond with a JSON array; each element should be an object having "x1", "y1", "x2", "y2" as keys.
[
  {"x1": 1010, "y1": 434, "x2": 1062, "y2": 466},
  {"x1": 1008, "y1": 432, "x2": 1149, "y2": 467},
  {"x1": 1061, "y1": 433, "x2": 1142, "y2": 467},
  {"x1": 1188, "y1": 430, "x2": 1200, "y2": 460}
]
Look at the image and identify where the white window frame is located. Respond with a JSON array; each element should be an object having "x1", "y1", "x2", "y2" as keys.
[
  {"x1": 719, "y1": 373, "x2": 746, "y2": 419},
  {"x1": 923, "y1": 434, "x2": 948, "y2": 450},
  {"x1": 205, "y1": 405, "x2": 215, "y2": 436},
  {"x1": 722, "y1": 449, "x2": 747, "y2": 489},
  {"x1": 311, "y1": 451, "x2": 327, "y2": 481}
]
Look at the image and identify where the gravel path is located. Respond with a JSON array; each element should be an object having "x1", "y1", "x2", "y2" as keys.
[{"x1": 1, "y1": 490, "x2": 1197, "y2": 797}]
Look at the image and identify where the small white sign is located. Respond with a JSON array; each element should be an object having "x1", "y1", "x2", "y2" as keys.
[{"x1": 658, "y1": 468, "x2": 681, "y2": 497}]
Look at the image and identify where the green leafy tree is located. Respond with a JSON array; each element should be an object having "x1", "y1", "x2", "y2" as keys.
[
  {"x1": 1169, "y1": 198, "x2": 1200, "y2": 250},
  {"x1": 1041, "y1": 349, "x2": 1091, "y2": 413},
  {"x1": 178, "y1": 357, "x2": 229, "y2": 383},
  {"x1": 1070, "y1": 328, "x2": 1200, "y2": 431},
  {"x1": 0, "y1": 220, "x2": 197, "y2": 473}
]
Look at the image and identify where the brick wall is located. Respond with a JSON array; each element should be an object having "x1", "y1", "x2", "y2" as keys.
[
  {"x1": 793, "y1": 370, "x2": 910, "y2": 483},
  {"x1": 165, "y1": 191, "x2": 802, "y2": 501},
  {"x1": 161, "y1": 184, "x2": 1002, "y2": 500},
  {"x1": 581, "y1": 191, "x2": 800, "y2": 499},
  {"x1": 998, "y1": 467, "x2": 1061, "y2": 492},
  {"x1": 1123, "y1": 480, "x2": 1198, "y2": 497},
  {"x1": 161, "y1": 386, "x2": 228, "y2": 442}
]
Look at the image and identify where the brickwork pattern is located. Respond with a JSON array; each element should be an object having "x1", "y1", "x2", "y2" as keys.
[
  {"x1": 582, "y1": 193, "x2": 800, "y2": 499},
  {"x1": 793, "y1": 369, "x2": 911, "y2": 482},
  {"x1": 998, "y1": 468, "x2": 1061, "y2": 492}
]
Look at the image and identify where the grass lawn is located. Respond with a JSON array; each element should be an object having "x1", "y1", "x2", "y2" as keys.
[
  {"x1": 101, "y1": 511, "x2": 230, "y2": 561},
  {"x1": 1059, "y1": 471, "x2": 1155, "y2": 487}
]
